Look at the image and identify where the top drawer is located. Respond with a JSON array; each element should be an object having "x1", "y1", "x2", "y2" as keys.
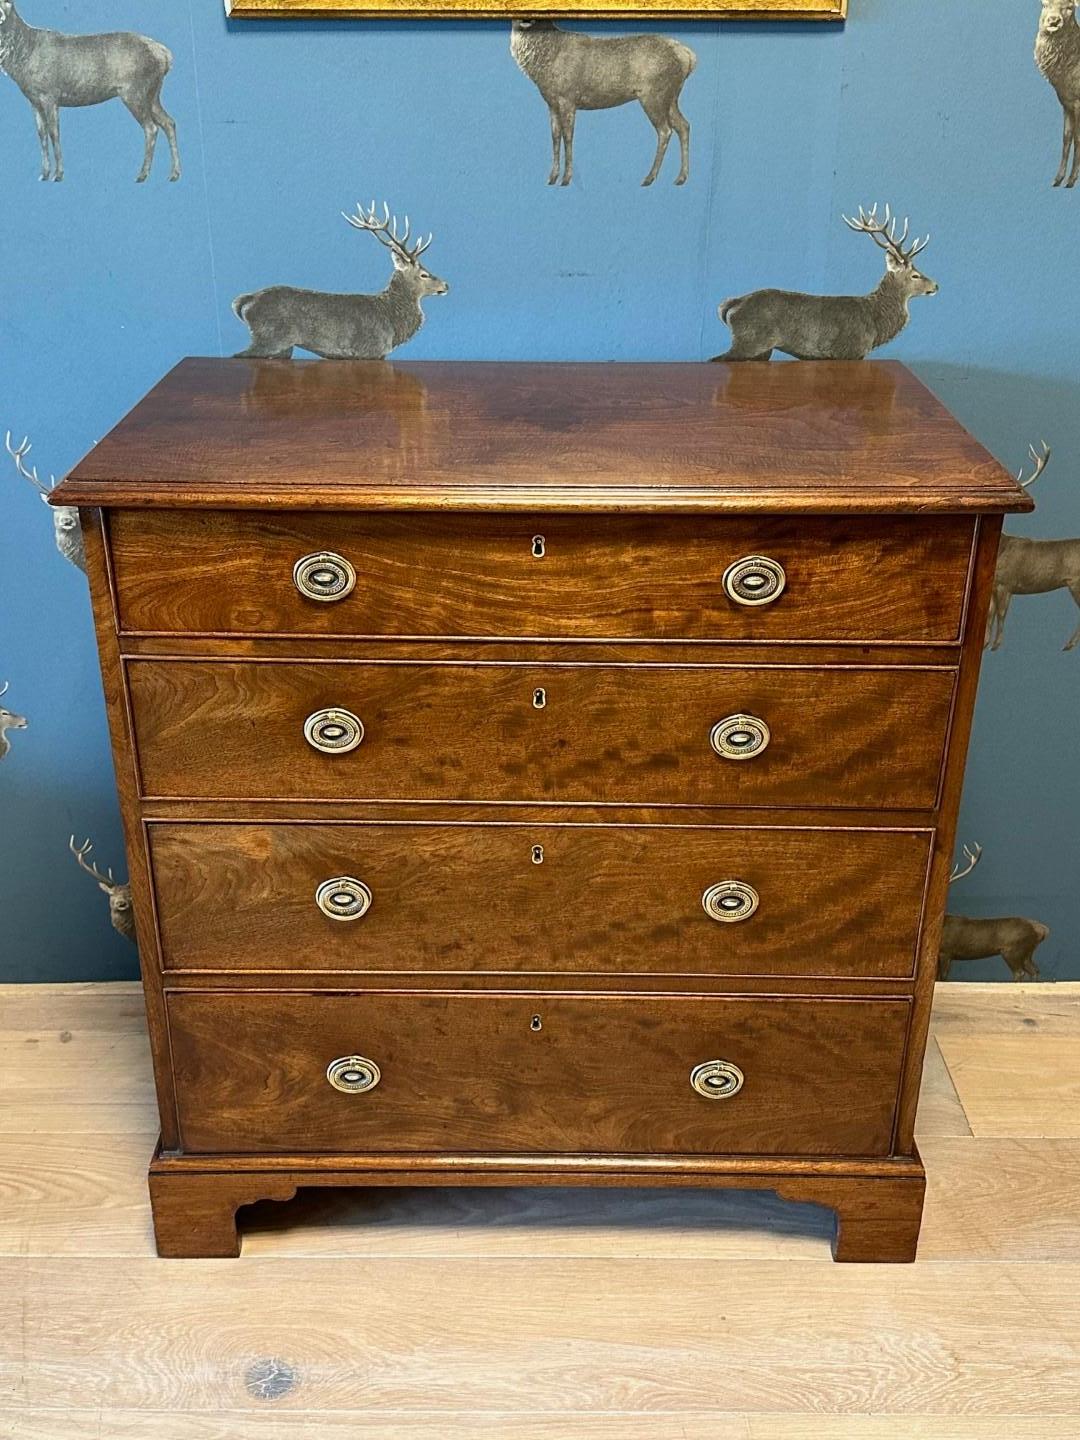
[{"x1": 107, "y1": 511, "x2": 975, "y2": 645}]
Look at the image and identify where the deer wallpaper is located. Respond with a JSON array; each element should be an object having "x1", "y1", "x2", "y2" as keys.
[{"x1": 0, "y1": 0, "x2": 1078, "y2": 982}]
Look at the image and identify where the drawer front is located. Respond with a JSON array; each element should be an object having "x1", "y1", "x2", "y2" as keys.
[
  {"x1": 167, "y1": 992, "x2": 909, "y2": 1156},
  {"x1": 109, "y1": 510, "x2": 974, "y2": 644},
  {"x1": 128, "y1": 660, "x2": 954, "y2": 809},
  {"x1": 149, "y1": 821, "x2": 932, "y2": 979}
]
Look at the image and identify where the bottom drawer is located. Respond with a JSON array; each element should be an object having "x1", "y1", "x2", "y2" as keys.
[{"x1": 167, "y1": 992, "x2": 909, "y2": 1158}]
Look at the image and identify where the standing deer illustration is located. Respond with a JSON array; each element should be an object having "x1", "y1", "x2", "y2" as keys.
[
  {"x1": 69, "y1": 835, "x2": 135, "y2": 943},
  {"x1": 1036, "y1": 0, "x2": 1080, "y2": 188},
  {"x1": 711, "y1": 205, "x2": 938, "y2": 362},
  {"x1": 0, "y1": 0, "x2": 180, "y2": 182},
  {"x1": 510, "y1": 20, "x2": 696, "y2": 186},
  {"x1": 986, "y1": 442, "x2": 1080, "y2": 651},
  {"x1": 938, "y1": 842, "x2": 1049, "y2": 982},
  {"x1": 0, "y1": 682, "x2": 27, "y2": 761},
  {"x1": 6, "y1": 431, "x2": 85, "y2": 573},
  {"x1": 233, "y1": 202, "x2": 448, "y2": 361}
]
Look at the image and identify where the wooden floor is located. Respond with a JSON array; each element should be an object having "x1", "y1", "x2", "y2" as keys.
[{"x1": 2, "y1": 983, "x2": 1080, "y2": 1437}]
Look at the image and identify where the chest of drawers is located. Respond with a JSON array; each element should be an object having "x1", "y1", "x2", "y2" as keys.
[{"x1": 52, "y1": 357, "x2": 1031, "y2": 1261}]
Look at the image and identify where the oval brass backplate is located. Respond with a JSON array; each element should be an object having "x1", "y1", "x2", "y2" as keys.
[
  {"x1": 710, "y1": 714, "x2": 770, "y2": 761},
  {"x1": 721, "y1": 554, "x2": 786, "y2": 607},
  {"x1": 702, "y1": 881, "x2": 759, "y2": 923},
  {"x1": 293, "y1": 551, "x2": 357, "y2": 603},
  {"x1": 303, "y1": 707, "x2": 364, "y2": 755},
  {"x1": 690, "y1": 1060, "x2": 744, "y2": 1100},
  {"x1": 326, "y1": 1055, "x2": 381, "y2": 1094},
  {"x1": 315, "y1": 876, "x2": 372, "y2": 921}
]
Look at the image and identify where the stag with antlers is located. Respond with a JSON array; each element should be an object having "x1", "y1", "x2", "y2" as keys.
[
  {"x1": 69, "y1": 836, "x2": 135, "y2": 943},
  {"x1": 986, "y1": 442, "x2": 1080, "y2": 652},
  {"x1": 938, "y1": 841, "x2": 1049, "y2": 982},
  {"x1": 6, "y1": 431, "x2": 85, "y2": 573},
  {"x1": 0, "y1": 681, "x2": 27, "y2": 761},
  {"x1": 711, "y1": 204, "x2": 938, "y2": 362},
  {"x1": 232, "y1": 201, "x2": 449, "y2": 362}
]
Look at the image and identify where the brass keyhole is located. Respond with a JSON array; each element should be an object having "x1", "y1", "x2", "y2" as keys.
[
  {"x1": 530, "y1": 1015, "x2": 543, "y2": 1032},
  {"x1": 533, "y1": 688, "x2": 547, "y2": 709},
  {"x1": 532, "y1": 535, "x2": 546, "y2": 559},
  {"x1": 531, "y1": 844, "x2": 544, "y2": 865}
]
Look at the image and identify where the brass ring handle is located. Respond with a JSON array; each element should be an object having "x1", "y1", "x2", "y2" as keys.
[
  {"x1": 304, "y1": 707, "x2": 364, "y2": 755},
  {"x1": 710, "y1": 713, "x2": 770, "y2": 761},
  {"x1": 326, "y1": 1055, "x2": 381, "y2": 1094},
  {"x1": 702, "y1": 880, "x2": 759, "y2": 923},
  {"x1": 293, "y1": 551, "x2": 356, "y2": 603},
  {"x1": 690, "y1": 1060, "x2": 744, "y2": 1100},
  {"x1": 315, "y1": 876, "x2": 372, "y2": 922},
  {"x1": 722, "y1": 555, "x2": 786, "y2": 607}
]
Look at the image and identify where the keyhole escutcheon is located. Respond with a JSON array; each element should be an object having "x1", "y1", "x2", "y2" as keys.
[
  {"x1": 530, "y1": 1015, "x2": 543, "y2": 1032},
  {"x1": 533, "y1": 688, "x2": 547, "y2": 709},
  {"x1": 531, "y1": 844, "x2": 545, "y2": 865},
  {"x1": 532, "y1": 535, "x2": 546, "y2": 559}
]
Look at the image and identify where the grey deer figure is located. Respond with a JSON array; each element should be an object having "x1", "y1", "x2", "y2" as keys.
[
  {"x1": 233, "y1": 202, "x2": 448, "y2": 361},
  {"x1": 0, "y1": 0, "x2": 179, "y2": 182},
  {"x1": 938, "y1": 843, "x2": 1049, "y2": 982},
  {"x1": 510, "y1": 20, "x2": 696, "y2": 186},
  {"x1": 711, "y1": 204, "x2": 938, "y2": 362},
  {"x1": 0, "y1": 681, "x2": 27, "y2": 761},
  {"x1": 1036, "y1": 0, "x2": 1080, "y2": 187},
  {"x1": 6, "y1": 431, "x2": 85, "y2": 573},
  {"x1": 986, "y1": 442, "x2": 1080, "y2": 651},
  {"x1": 69, "y1": 835, "x2": 135, "y2": 943}
]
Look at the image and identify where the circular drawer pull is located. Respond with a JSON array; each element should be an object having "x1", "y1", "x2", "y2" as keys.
[
  {"x1": 710, "y1": 713, "x2": 770, "y2": 761},
  {"x1": 722, "y1": 554, "x2": 786, "y2": 607},
  {"x1": 690, "y1": 1059, "x2": 744, "y2": 1100},
  {"x1": 293, "y1": 551, "x2": 356, "y2": 603},
  {"x1": 315, "y1": 876, "x2": 372, "y2": 922},
  {"x1": 304, "y1": 707, "x2": 364, "y2": 755},
  {"x1": 702, "y1": 880, "x2": 759, "y2": 923},
  {"x1": 326, "y1": 1055, "x2": 381, "y2": 1094}
]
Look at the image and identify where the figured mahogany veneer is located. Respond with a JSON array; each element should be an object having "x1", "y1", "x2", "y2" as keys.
[
  {"x1": 51, "y1": 358, "x2": 1032, "y2": 1262},
  {"x1": 108, "y1": 510, "x2": 976, "y2": 645},
  {"x1": 147, "y1": 820, "x2": 933, "y2": 979},
  {"x1": 127, "y1": 658, "x2": 956, "y2": 809},
  {"x1": 167, "y1": 992, "x2": 910, "y2": 1158}
]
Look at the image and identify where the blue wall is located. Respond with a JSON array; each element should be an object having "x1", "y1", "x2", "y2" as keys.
[{"x1": 1, "y1": 0, "x2": 1076, "y2": 980}]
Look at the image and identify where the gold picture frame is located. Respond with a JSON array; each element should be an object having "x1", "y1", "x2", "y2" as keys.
[{"x1": 226, "y1": 0, "x2": 846, "y2": 18}]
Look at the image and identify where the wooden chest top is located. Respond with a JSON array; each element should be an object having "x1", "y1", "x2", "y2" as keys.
[{"x1": 52, "y1": 358, "x2": 1032, "y2": 516}]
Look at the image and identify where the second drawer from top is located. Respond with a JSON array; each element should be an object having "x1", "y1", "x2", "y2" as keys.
[
  {"x1": 108, "y1": 510, "x2": 975, "y2": 645},
  {"x1": 127, "y1": 659, "x2": 957, "y2": 809}
]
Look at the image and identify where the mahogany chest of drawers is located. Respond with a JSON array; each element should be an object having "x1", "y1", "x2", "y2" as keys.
[{"x1": 52, "y1": 357, "x2": 1031, "y2": 1261}]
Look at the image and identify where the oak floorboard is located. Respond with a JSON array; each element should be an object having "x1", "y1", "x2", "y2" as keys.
[
  {"x1": 2, "y1": 983, "x2": 1080, "y2": 1430},
  {"x1": 2, "y1": 1257, "x2": 1079, "y2": 1415},
  {"x1": 938, "y1": 1034, "x2": 1080, "y2": 1137},
  {"x1": 931, "y1": 982, "x2": 1080, "y2": 1035},
  {"x1": 6, "y1": 1414, "x2": 1079, "y2": 1440}
]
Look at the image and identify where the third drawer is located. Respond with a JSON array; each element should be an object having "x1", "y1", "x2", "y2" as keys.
[{"x1": 147, "y1": 820, "x2": 933, "y2": 979}]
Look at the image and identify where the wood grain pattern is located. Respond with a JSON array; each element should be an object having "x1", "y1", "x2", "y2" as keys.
[
  {"x1": 165, "y1": 991, "x2": 909, "y2": 1158},
  {"x1": 80, "y1": 513, "x2": 181, "y2": 1148},
  {"x1": 126, "y1": 658, "x2": 957, "y2": 809},
  {"x1": 147, "y1": 819, "x2": 932, "y2": 979},
  {"x1": 108, "y1": 509, "x2": 976, "y2": 645},
  {"x1": 5, "y1": 984, "x2": 1080, "y2": 1434},
  {"x1": 937, "y1": 1034, "x2": 1080, "y2": 1138},
  {"x1": 7, "y1": 1252, "x2": 1080, "y2": 1414},
  {"x1": 55, "y1": 360, "x2": 1024, "y2": 1267},
  {"x1": 51, "y1": 359, "x2": 1032, "y2": 515},
  {"x1": 893, "y1": 517, "x2": 1003, "y2": 1153}
]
